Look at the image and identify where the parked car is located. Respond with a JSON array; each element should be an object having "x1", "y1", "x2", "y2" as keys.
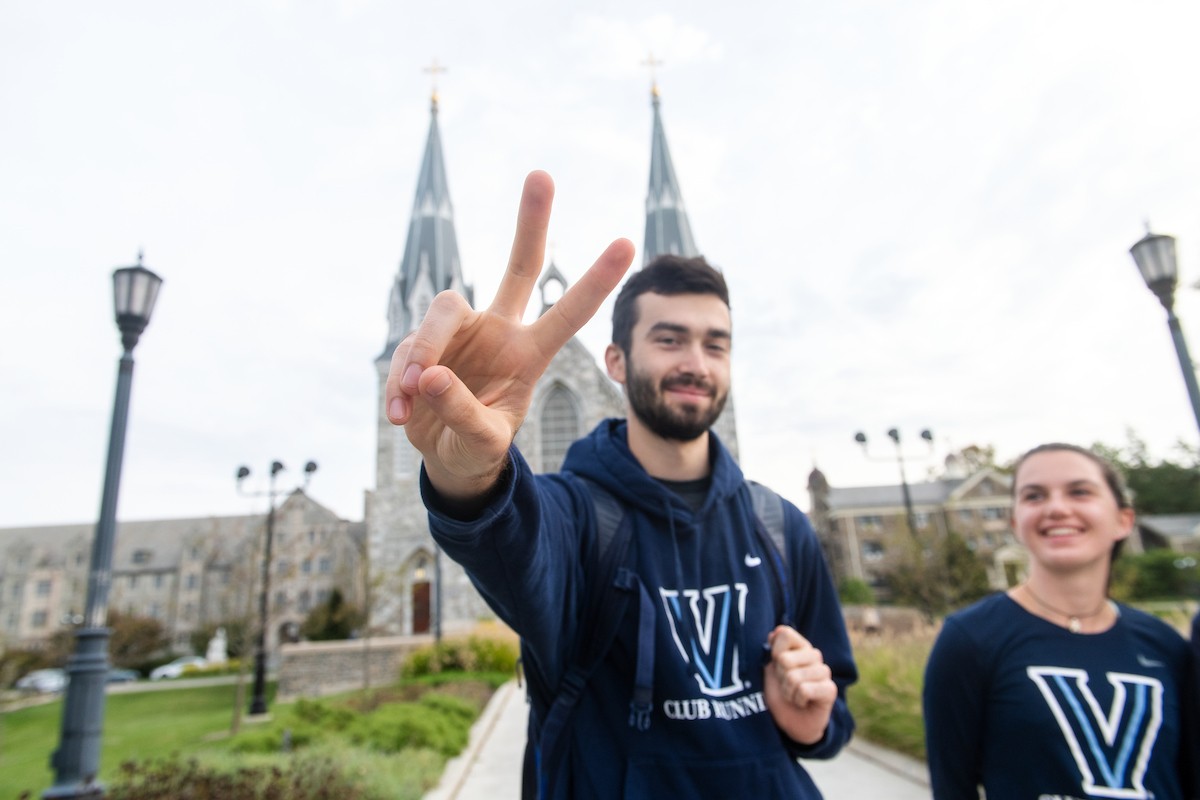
[
  {"x1": 149, "y1": 656, "x2": 207, "y2": 681},
  {"x1": 15, "y1": 668, "x2": 68, "y2": 693},
  {"x1": 106, "y1": 668, "x2": 140, "y2": 684}
]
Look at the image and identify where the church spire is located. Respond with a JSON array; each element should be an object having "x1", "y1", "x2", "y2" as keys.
[
  {"x1": 382, "y1": 72, "x2": 471, "y2": 357},
  {"x1": 642, "y1": 77, "x2": 699, "y2": 264}
]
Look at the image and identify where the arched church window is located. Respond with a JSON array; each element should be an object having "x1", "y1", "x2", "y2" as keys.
[{"x1": 540, "y1": 385, "x2": 581, "y2": 474}]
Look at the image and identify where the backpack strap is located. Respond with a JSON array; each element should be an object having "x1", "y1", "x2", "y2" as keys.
[
  {"x1": 747, "y1": 480, "x2": 793, "y2": 629},
  {"x1": 526, "y1": 477, "x2": 644, "y2": 800}
]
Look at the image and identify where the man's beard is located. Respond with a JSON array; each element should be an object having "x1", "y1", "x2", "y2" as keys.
[{"x1": 626, "y1": 364, "x2": 727, "y2": 442}]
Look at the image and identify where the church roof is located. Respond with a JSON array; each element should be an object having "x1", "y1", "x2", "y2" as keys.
[
  {"x1": 643, "y1": 86, "x2": 699, "y2": 263},
  {"x1": 383, "y1": 93, "x2": 472, "y2": 356}
]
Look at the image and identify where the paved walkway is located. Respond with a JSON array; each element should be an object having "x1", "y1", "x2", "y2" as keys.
[{"x1": 425, "y1": 680, "x2": 931, "y2": 799}]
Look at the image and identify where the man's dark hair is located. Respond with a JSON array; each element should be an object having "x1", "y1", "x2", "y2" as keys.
[{"x1": 611, "y1": 254, "x2": 730, "y2": 354}]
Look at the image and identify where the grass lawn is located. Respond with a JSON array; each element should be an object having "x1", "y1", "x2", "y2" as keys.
[
  {"x1": 846, "y1": 630, "x2": 935, "y2": 761},
  {"x1": 1, "y1": 677, "x2": 497, "y2": 800},
  {"x1": 2, "y1": 683, "x2": 264, "y2": 799}
]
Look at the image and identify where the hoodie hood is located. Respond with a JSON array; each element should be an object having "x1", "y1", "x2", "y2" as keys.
[{"x1": 561, "y1": 418, "x2": 745, "y2": 520}]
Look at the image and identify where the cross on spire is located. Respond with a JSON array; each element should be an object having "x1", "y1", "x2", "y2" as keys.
[
  {"x1": 641, "y1": 52, "x2": 663, "y2": 97},
  {"x1": 424, "y1": 58, "x2": 447, "y2": 108}
]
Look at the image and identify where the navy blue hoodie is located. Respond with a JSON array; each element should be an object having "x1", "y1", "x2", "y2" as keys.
[{"x1": 423, "y1": 419, "x2": 856, "y2": 799}]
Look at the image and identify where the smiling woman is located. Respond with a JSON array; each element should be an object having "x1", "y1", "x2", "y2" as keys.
[{"x1": 923, "y1": 443, "x2": 1198, "y2": 800}]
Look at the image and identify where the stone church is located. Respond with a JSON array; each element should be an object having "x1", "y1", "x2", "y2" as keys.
[
  {"x1": 0, "y1": 83, "x2": 741, "y2": 655},
  {"x1": 364, "y1": 83, "x2": 740, "y2": 636}
]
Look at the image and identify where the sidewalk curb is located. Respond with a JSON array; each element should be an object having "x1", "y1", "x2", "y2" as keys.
[
  {"x1": 845, "y1": 737, "x2": 930, "y2": 788},
  {"x1": 424, "y1": 679, "x2": 520, "y2": 800}
]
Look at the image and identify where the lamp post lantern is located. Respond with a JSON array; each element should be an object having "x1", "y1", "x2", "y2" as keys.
[
  {"x1": 1129, "y1": 228, "x2": 1200, "y2": 438},
  {"x1": 854, "y1": 427, "x2": 934, "y2": 537},
  {"x1": 236, "y1": 459, "x2": 317, "y2": 716},
  {"x1": 46, "y1": 256, "x2": 162, "y2": 799}
]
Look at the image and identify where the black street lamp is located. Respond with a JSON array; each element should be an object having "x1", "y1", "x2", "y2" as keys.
[
  {"x1": 1129, "y1": 228, "x2": 1200, "y2": 438},
  {"x1": 236, "y1": 459, "x2": 317, "y2": 716},
  {"x1": 854, "y1": 428, "x2": 934, "y2": 537},
  {"x1": 46, "y1": 255, "x2": 162, "y2": 799}
]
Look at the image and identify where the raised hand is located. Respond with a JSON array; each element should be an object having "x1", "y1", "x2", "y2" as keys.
[
  {"x1": 386, "y1": 170, "x2": 635, "y2": 504},
  {"x1": 763, "y1": 625, "x2": 839, "y2": 745}
]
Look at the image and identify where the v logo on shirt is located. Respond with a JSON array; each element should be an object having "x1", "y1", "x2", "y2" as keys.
[
  {"x1": 1026, "y1": 666, "x2": 1164, "y2": 800},
  {"x1": 661, "y1": 583, "x2": 749, "y2": 698}
]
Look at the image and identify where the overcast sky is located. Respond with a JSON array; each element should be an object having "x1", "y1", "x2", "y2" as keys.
[{"x1": 3, "y1": 1, "x2": 1199, "y2": 528}]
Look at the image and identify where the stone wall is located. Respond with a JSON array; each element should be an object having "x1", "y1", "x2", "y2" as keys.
[{"x1": 276, "y1": 634, "x2": 433, "y2": 700}]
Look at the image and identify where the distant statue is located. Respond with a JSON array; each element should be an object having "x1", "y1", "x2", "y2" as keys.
[
  {"x1": 206, "y1": 627, "x2": 228, "y2": 664},
  {"x1": 862, "y1": 606, "x2": 882, "y2": 637}
]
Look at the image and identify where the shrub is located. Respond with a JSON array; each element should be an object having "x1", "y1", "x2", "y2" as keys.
[
  {"x1": 108, "y1": 755, "x2": 369, "y2": 799},
  {"x1": 400, "y1": 634, "x2": 518, "y2": 679},
  {"x1": 846, "y1": 631, "x2": 933, "y2": 760},
  {"x1": 838, "y1": 578, "x2": 875, "y2": 605},
  {"x1": 348, "y1": 701, "x2": 471, "y2": 756}
]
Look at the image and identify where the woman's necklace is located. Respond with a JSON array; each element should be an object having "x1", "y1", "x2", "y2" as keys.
[{"x1": 1020, "y1": 583, "x2": 1109, "y2": 633}]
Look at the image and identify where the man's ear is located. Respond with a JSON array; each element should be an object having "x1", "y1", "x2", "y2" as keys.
[{"x1": 605, "y1": 343, "x2": 627, "y2": 384}]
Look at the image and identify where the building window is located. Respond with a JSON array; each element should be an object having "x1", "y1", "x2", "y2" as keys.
[
  {"x1": 862, "y1": 541, "x2": 885, "y2": 562},
  {"x1": 132, "y1": 549, "x2": 152, "y2": 564},
  {"x1": 31, "y1": 610, "x2": 48, "y2": 628},
  {"x1": 155, "y1": 574, "x2": 164, "y2": 589},
  {"x1": 957, "y1": 508, "x2": 975, "y2": 522},
  {"x1": 316, "y1": 589, "x2": 329, "y2": 605},
  {"x1": 856, "y1": 515, "x2": 884, "y2": 531},
  {"x1": 982, "y1": 507, "x2": 1008, "y2": 521},
  {"x1": 540, "y1": 386, "x2": 580, "y2": 474},
  {"x1": 36, "y1": 579, "x2": 52, "y2": 597},
  {"x1": 149, "y1": 603, "x2": 162, "y2": 619},
  {"x1": 318, "y1": 557, "x2": 332, "y2": 574},
  {"x1": 276, "y1": 559, "x2": 288, "y2": 576},
  {"x1": 190, "y1": 546, "x2": 201, "y2": 560},
  {"x1": 186, "y1": 574, "x2": 198, "y2": 590},
  {"x1": 183, "y1": 603, "x2": 196, "y2": 621},
  {"x1": 298, "y1": 590, "x2": 312, "y2": 612},
  {"x1": 275, "y1": 590, "x2": 287, "y2": 607},
  {"x1": 302, "y1": 559, "x2": 312, "y2": 575},
  {"x1": 914, "y1": 512, "x2": 930, "y2": 530},
  {"x1": 129, "y1": 575, "x2": 138, "y2": 589}
]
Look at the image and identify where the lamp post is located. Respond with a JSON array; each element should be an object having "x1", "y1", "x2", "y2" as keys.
[
  {"x1": 853, "y1": 428, "x2": 934, "y2": 537},
  {"x1": 236, "y1": 459, "x2": 317, "y2": 716},
  {"x1": 46, "y1": 256, "x2": 162, "y2": 799},
  {"x1": 1129, "y1": 228, "x2": 1200, "y2": 438}
]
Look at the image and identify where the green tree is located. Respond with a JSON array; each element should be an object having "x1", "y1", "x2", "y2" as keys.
[
  {"x1": 837, "y1": 578, "x2": 876, "y2": 605},
  {"x1": 882, "y1": 532, "x2": 991, "y2": 620},
  {"x1": 42, "y1": 610, "x2": 170, "y2": 669},
  {"x1": 1111, "y1": 550, "x2": 1200, "y2": 601},
  {"x1": 106, "y1": 609, "x2": 171, "y2": 667},
  {"x1": 1092, "y1": 431, "x2": 1200, "y2": 514},
  {"x1": 300, "y1": 589, "x2": 363, "y2": 641}
]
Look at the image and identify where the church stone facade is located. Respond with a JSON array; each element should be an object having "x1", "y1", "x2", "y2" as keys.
[
  {"x1": 364, "y1": 84, "x2": 734, "y2": 636},
  {"x1": 0, "y1": 83, "x2": 738, "y2": 657}
]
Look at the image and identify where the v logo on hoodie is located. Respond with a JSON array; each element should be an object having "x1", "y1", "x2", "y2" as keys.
[
  {"x1": 1026, "y1": 666, "x2": 1164, "y2": 799},
  {"x1": 660, "y1": 583, "x2": 750, "y2": 698}
]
